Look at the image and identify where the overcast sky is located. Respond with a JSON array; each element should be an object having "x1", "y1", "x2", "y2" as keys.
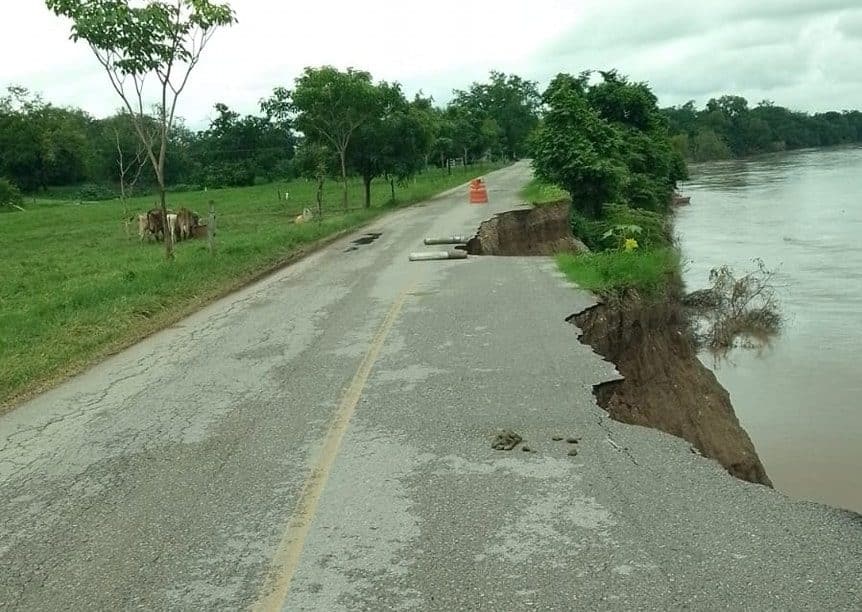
[{"x1": 2, "y1": 0, "x2": 861, "y2": 128}]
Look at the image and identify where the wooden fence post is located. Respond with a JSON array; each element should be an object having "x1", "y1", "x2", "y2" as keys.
[{"x1": 208, "y1": 200, "x2": 216, "y2": 254}]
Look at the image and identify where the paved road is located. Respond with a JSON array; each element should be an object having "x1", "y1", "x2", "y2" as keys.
[{"x1": 1, "y1": 162, "x2": 860, "y2": 611}]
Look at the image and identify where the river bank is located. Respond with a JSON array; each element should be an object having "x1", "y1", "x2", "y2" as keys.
[{"x1": 497, "y1": 187, "x2": 774, "y2": 486}]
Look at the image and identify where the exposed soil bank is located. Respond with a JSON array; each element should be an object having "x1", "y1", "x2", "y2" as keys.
[
  {"x1": 466, "y1": 202, "x2": 587, "y2": 255},
  {"x1": 467, "y1": 202, "x2": 771, "y2": 487},
  {"x1": 571, "y1": 292, "x2": 773, "y2": 487}
]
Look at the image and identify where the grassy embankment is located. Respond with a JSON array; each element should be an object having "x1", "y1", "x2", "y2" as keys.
[
  {"x1": 521, "y1": 177, "x2": 678, "y2": 298},
  {"x1": 0, "y1": 164, "x2": 501, "y2": 407}
]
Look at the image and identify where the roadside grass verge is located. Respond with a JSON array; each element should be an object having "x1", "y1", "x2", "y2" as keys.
[
  {"x1": 556, "y1": 248, "x2": 680, "y2": 299},
  {"x1": 0, "y1": 163, "x2": 504, "y2": 408},
  {"x1": 520, "y1": 177, "x2": 567, "y2": 205}
]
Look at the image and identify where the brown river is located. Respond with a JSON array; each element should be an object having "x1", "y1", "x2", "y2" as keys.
[{"x1": 676, "y1": 146, "x2": 862, "y2": 514}]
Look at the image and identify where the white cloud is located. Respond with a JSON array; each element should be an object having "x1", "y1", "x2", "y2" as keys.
[
  {"x1": 530, "y1": 0, "x2": 862, "y2": 111},
  {"x1": 1, "y1": 0, "x2": 860, "y2": 127}
]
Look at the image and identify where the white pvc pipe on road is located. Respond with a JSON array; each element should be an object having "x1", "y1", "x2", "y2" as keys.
[
  {"x1": 423, "y1": 236, "x2": 472, "y2": 245},
  {"x1": 408, "y1": 250, "x2": 468, "y2": 261}
]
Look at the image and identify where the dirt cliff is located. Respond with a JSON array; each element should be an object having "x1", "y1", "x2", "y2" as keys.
[
  {"x1": 466, "y1": 202, "x2": 587, "y2": 256},
  {"x1": 571, "y1": 291, "x2": 773, "y2": 487}
]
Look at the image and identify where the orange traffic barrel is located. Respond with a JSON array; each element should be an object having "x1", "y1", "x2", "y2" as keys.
[{"x1": 469, "y1": 178, "x2": 488, "y2": 205}]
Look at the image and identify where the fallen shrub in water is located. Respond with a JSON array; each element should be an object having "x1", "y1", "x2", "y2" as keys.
[{"x1": 688, "y1": 258, "x2": 783, "y2": 354}]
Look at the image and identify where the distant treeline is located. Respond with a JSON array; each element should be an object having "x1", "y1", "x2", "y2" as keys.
[
  {"x1": 662, "y1": 96, "x2": 862, "y2": 162},
  {"x1": 0, "y1": 70, "x2": 540, "y2": 201}
]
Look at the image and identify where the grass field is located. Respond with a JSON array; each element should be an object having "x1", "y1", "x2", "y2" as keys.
[{"x1": 0, "y1": 164, "x2": 500, "y2": 407}]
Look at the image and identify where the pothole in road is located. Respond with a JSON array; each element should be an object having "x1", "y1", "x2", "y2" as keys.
[
  {"x1": 465, "y1": 201, "x2": 587, "y2": 256},
  {"x1": 345, "y1": 232, "x2": 382, "y2": 252}
]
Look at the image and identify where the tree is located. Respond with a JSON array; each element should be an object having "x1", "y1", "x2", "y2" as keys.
[
  {"x1": 45, "y1": 0, "x2": 236, "y2": 260},
  {"x1": 113, "y1": 112, "x2": 149, "y2": 235},
  {"x1": 587, "y1": 71, "x2": 686, "y2": 211},
  {"x1": 289, "y1": 66, "x2": 384, "y2": 210},
  {"x1": 346, "y1": 83, "x2": 434, "y2": 207},
  {"x1": 293, "y1": 138, "x2": 339, "y2": 220},
  {"x1": 384, "y1": 97, "x2": 435, "y2": 199},
  {"x1": 0, "y1": 87, "x2": 91, "y2": 191},
  {"x1": 448, "y1": 71, "x2": 541, "y2": 160},
  {"x1": 531, "y1": 74, "x2": 624, "y2": 218},
  {"x1": 191, "y1": 102, "x2": 294, "y2": 187}
]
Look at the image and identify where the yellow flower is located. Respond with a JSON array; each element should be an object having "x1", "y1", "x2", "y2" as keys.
[{"x1": 623, "y1": 238, "x2": 639, "y2": 252}]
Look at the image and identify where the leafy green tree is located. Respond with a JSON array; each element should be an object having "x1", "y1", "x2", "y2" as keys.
[
  {"x1": 531, "y1": 74, "x2": 624, "y2": 219},
  {"x1": 46, "y1": 0, "x2": 236, "y2": 259},
  {"x1": 585, "y1": 70, "x2": 686, "y2": 211},
  {"x1": 346, "y1": 83, "x2": 434, "y2": 207},
  {"x1": 449, "y1": 71, "x2": 540, "y2": 160},
  {"x1": 381, "y1": 96, "x2": 435, "y2": 201},
  {"x1": 191, "y1": 102, "x2": 295, "y2": 187},
  {"x1": 289, "y1": 66, "x2": 384, "y2": 209},
  {"x1": 0, "y1": 87, "x2": 91, "y2": 191}
]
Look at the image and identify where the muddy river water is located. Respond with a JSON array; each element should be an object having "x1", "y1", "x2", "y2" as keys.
[{"x1": 675, "y1": 146, "x2": 862, "y2": 513}]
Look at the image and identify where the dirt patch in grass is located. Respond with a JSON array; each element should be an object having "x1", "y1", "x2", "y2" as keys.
[
  {"x1": 466, "y1": 201, "x2": 587, "y2": 256},
  {"x1": 570, "y1": 290, "x2": 772, "y2": 487}
]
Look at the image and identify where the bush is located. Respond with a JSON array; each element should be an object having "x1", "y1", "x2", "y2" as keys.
[
  {"x1": 77, "y1": 183, "x2": 117, "y2": 201},
  {"x1": 571, "y1": 204, "x2": 670, "y2": 251},
  {"x1": 0, "y1": 177, "x2": 23, "y2": 210},
  {"x1": 201, "y1": 162, "x2": 256, "y2": 188}
]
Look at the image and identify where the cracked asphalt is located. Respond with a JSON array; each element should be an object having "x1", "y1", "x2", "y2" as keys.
[{"x1": 1, "y1": 162, "x2": 860, "y2": 611}]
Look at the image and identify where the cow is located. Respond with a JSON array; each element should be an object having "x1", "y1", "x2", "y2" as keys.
[
  {"x1": 294, "y1": 208, "x2": 313, "y2": 224},
  {"x1": 146, "y1": 208, "x2": 166, "y2": 241},
  {"x1": 166, "y1": 213, "x2": 178, "y2": 244},
  {"x1": 176, "y1": 208, "x2": 194, "y2": 241},
  {"x1": 136, "y1": 214, "x2": 149, "y2": 242}
]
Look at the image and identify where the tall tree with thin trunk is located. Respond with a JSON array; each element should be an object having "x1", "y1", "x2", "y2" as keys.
[
  {"x1": 45, "y1": 0, "x2": 236, "y2": 259},
  {"x1": 114, "y1": 112, "x2": 151, "y2": 235},
  {"x1": 289, "y1": 66, "x2": 382, "y2": 210}
]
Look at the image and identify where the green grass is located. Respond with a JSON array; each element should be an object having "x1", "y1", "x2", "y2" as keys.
[
  {"x1": 0, "y1": 164, "x2": 503, "y2": 406},
  {"x1": 556, "y1": 248, "x2": 679, "y2": 298},
  {"x1": 520, "y1": 178, "x2": 568, "y2": 205}
]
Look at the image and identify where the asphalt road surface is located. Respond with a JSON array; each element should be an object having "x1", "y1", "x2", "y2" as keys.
[{"x1": 1, "y1": 162, "x2": 860, "y2": 611}]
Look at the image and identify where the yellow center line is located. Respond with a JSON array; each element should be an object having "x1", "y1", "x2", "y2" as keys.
[{"x1": 251, "y1": 282, "x2": 415, "y2": 612}]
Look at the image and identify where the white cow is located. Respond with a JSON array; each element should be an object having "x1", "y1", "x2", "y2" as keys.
[
  {"x1": 166, "y1": 213, "x2": 178, "y2": 244},
  {"x1": 136, "y1": 214, "x2": 149, "y2": 242}
]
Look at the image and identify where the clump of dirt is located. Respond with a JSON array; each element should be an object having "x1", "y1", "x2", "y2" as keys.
[
  {"x1": 466, "y1": 202, "x2": 588, "y2": 256},
  {"x1": 492, "y1": 430, "x2": 522, "y2": 450},
  {"x1": 570, "y1": 290, "x2": 773, "y2": 487}
]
